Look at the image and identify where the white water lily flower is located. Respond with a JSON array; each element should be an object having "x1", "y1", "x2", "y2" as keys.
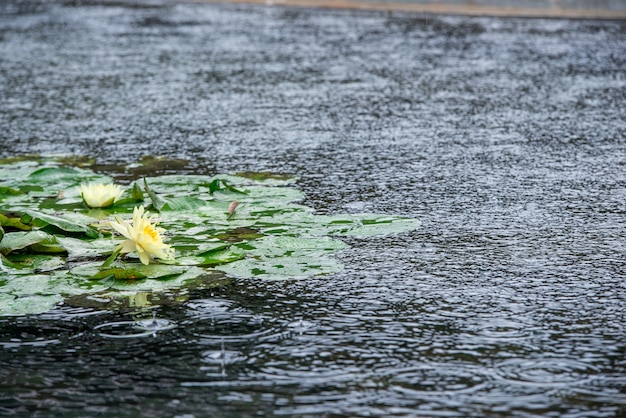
[
  {"x1": 79, "y1": 182, "x2": 124, "y2": 208},
  {"x1": 109, "y1": 206, "x2": 175, "y2": 265}
]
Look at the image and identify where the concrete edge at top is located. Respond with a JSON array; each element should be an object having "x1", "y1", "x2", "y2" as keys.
[{"x1": 185, "y1": 0, "x2": 626, "y2": 19}]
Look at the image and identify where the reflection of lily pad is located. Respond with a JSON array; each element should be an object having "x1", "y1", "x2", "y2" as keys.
[{"x1": 0, "y1": 156, "x2": 421, "y2": 316}]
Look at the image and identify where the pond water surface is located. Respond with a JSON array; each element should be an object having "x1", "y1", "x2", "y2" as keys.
[{"x1": 1, "y1": 1, "x2": 625, "y2": 417}]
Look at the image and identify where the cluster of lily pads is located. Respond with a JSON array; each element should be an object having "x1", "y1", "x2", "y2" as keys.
[{"x1": 0, "y1": 156, "x2": 420, "y2": 316}]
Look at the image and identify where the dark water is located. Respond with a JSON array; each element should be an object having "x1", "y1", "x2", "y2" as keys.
[{"x1": 1, "y1": 1, "x2": 626, "y2": 416}]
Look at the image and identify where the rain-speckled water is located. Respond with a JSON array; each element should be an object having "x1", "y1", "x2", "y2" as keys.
[{"x1": 1, "y1": 1, "x2": 626, "y2": 416}]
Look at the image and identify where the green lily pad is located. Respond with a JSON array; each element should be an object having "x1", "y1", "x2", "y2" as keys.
[
  {"x1": 0, "y1": 292, "x2": 63, "y2": 317},
  {"x1": 0, "y1": 230, "x2": 57, "y2": 255},
  {"x1": 161, "y1": 196, "x2": 208, "y2": 211},
  {"x1": 217, "y1": 255, "x2": 344, "y2": 281},
  {"x1": 318, "y1": 214, "x2": 423, "y2": 237},
  {"x1": 55, "y1": 236, "x2": 117, "y2": 259},
  {"x1": 0, "y1": 186, "x2": 23, "y2": 196},
  {"x1": 1, "y1": 254, "x2": 66, "y2": 273},
  {"x1": 21, "y1": 210, "x2": 99, "y2": 238},
  {"x1": 0, "y1": 156, "x2": 421, "y2": 316}
]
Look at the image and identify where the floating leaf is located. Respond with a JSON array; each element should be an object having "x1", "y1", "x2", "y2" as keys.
[
  {"x1": 0, "y1": 230, "x2": 56, "y2": 255},
  {"x1": 0, "y1": 186, "x2": 23, "y2": 196},
  {"x1": 55, "y1": 236, "x2": 116, "y2": 259},
  {"x1": 31, "y1": 239, "x2": 66, "y2": 254},
  {"x1": 0, "y1": 292, "x2": 63, "y2": 317},
  {"x1": 21, "y1": 210, "x2": 99, "y2": 238},
  {"x1": 93, "y1": 268, "x2": 148, "y2": 281},
  {"x1": 217, "y1": 256, "x2": 343, "y2": 281},
  {"x1": 0, "y1": 156, "x2": 421, "y2": 315},
  {"x1": 0, "y1": 274, "x2": 68, "y2": 316},
  {"x1": 162, "y1": 196, "x2": 207, "y2": 211},
  {"x1": 75, "y1": 262, "x2": 188, "y2": 281},
  {"x1": 0, "y1": 213, "x2": 31, "y2": 230},
  {"x1": 28, "y1": 166, "x2": 82, "y2": 180},
  {"x1": 1, "y1": 254, "x2": 66, "y2": 273},
  {"x1": 214, "y1": 227, "x2": 263, "y2": 242},
  {"x1": 196, "y1": 247, "x2": 245, "y2": 266},
  {"x1": 237, "y1": 235, "x2": 349, "y2": 257}
]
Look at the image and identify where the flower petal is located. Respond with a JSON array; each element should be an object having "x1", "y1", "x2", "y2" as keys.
[
  {"x1": 120, "y1": 239, "x2": 137, "y2": 254},
  {"x1": 138, "y1": 251, "x2": 150, "y2": 265},
  {"x1": 110, "y1": 217, "x2": 132, "y2": 239},
  {"x1": 109, "y1": 205, "x2": 174, "y2": 265}
]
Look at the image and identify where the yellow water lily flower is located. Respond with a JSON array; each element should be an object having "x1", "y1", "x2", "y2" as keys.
[
  {"x1": 109, "y1": 206, "x2": 175, "y2": 265},
  {"x1": 79, "y1": 182, "x2": 124, "y2": 208}
]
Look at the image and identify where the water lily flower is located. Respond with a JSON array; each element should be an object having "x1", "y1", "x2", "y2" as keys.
[
  {"x1": 109, "y1": 206, "x2": 175, "y2": 265},
  {"x1": 80, "y1": 182, "x2": 124, "y2": 208}
]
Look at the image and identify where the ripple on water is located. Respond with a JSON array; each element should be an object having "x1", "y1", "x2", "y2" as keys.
[
  {"x1": 184, "y1": 298, "x2": 233, "y2": 317},
  {"x1": 389, "y1": 363, "x2": 489, "y2": 395},
  {"x1": 0, "y1": 319, "x2": 85, "y2": 348},
  {"x1": 286, "y1": 319, "x2": 318, "y2": 334},
  {"x1": 493, "y1": 357, "x2": 597, "y2": 388},
  {"x1": 94, "y1": 317, "x2": 177, "y2": 339},
  {"x1": 184, "y1": 298, "x2": 276, "y2": 343},
  {"x1": 479, "y1": 323, "x2": 529, "y2": 340},
  {"x1": 200, "y1": 345, "x2": 248, "y2": 378},
  {"x1": 201, "y1": 348, "x2": 247, "y2": 365}
]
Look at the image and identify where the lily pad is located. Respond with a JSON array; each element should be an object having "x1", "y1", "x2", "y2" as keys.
[
  {"x1": 0, "y1": 292, "x2": 63, "y2": 317},
  {"x1": 217, "y1": 255, "x2": 344, "y2": 281},
  {"x1": 1, "y1": 254, "x2": 66, "y2": 273},
  {"x1": 0, "y1": 230, "x2": 58, "y2": 255},
  {"x1": 0, "y1": 156, "x2": 421, "y2": 316},
  {"x1": 55, "y1": 236, "x2": 117, "y2": 260},
  {"x1": 21, "y1": 210, "x2": 99, "y2": 238}
]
